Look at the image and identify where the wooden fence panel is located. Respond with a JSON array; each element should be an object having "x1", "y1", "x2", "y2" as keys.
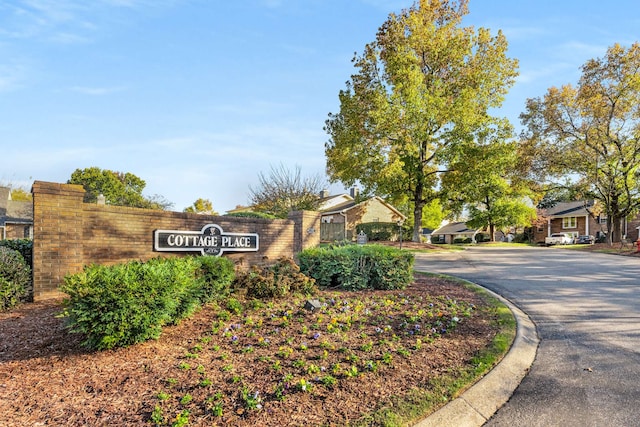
[{"x1": 320, "y1": 223, "x2": 345, "y2": 242}]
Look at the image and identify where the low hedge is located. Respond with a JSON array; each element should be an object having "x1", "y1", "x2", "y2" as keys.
[
  {"x1": 0, "y1": 239, "x2": 32, "y2": 267},
  {"x1": 224, "y1": 211, "x2": 276, "y2": 219},
  {"x1": 0, "y1": 247, "x2": 31, "y2": 311},
  {"x1": 453, "y1": 237, "x2": 473, "y2": 244},
  {"x1": 297, "y1": 244, "x2": 414, "y2": 291},
  {"x1": 355, "y1": 222, "x2": 412, "y2": 241},
  {"x1": 61, "y1": 256, "x2": 235, "y2": 350}
]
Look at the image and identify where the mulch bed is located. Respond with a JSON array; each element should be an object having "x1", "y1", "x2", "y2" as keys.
[{"x1": 0, "y1": 275, "x2": 498, "y2": 427}]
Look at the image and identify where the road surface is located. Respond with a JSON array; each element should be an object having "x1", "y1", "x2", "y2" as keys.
[{"x1": 414, "y1": 246, "x2": 640, "y2": 427}]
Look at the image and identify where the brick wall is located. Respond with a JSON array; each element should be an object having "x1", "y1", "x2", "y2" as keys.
[
  {"x1": 3, "y1": 224, "x2": 30, "y2": 239},
  {"x1": 31, "y1": 181, "x2": 320, "y2": 301}
]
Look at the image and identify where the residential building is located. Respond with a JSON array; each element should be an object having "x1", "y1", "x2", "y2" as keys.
[
  {"x1": 431, "y1": 222, "x2": 481, "y2": 244},
  {"x1": 532, "y1": 200, "x2": 605, "y2": 244},
  {"x1": 0, "y1": 186, "x2": 33, "y2": 240},
  {"x1": 318, "y1": 188, "x2": 406, "y2": 241}
]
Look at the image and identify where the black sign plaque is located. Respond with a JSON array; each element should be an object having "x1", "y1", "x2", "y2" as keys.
[{"x1": 154, "y1": 224, "x2": 259, "y2": 256}]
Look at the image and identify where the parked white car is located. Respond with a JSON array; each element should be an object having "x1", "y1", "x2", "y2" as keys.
[{"x1": 545, "y1": 233, "x2": 574, "y2": 246}]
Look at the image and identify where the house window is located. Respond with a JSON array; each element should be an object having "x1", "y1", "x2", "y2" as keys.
[
  {"x1": 598, "y1": 215, "x2": 607, "y2": 224},
  {"x1": 562, "y1": 217, "x2": 577, "y2": 229}
]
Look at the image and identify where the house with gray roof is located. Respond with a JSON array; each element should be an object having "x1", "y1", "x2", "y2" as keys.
[
  {"x1": 431, "y1": 221, "x2": 482, "y2": 244},
  {"x1": 0, "y1": 186, "x2": 33, "y2": 240},
  {"x1": 532, "y1": 200, "x2": 605, "y2": 244}
]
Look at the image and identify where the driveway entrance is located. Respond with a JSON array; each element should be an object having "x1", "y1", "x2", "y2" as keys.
[{"x1": 414, "y1": 247, "x2": 640, "y2": 426}]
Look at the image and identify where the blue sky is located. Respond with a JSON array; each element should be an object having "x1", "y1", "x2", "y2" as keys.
[{"x1": 1, "y1": 0, "x2": 638, "y2": 212}]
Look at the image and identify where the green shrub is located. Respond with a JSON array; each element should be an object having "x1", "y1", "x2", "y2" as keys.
[
  {"x1": 195, "y1": 256, "x2": 235, "y2": 302},
  {"x1": 224, "y1": 211, "x2": 276, "y2": 219},
  {"x1": 475, "y1": 233, "x2": 490, "y2": 243},
  {"x1": 512, "y1": 233, "x2": 529, "y2": 243},
  {"x1": 0, "y1": 247, "x2": 31, "y2": 310},
  {"x1": 297, "y1": 244, "x2": 414, "y2": 291},
  {"x1": 234, "y1": 258, "x2": 316, "y2": 300},
  {"x1": 61, "y1": 256, "x2": 235, "y2": 350},
  {"x1": 453, "y1": 237, "x2": 472, "y2": 244},
  {"x1": 355, "y1": 223, "x2": 410, "y2": 242},
  {"x1": 0, "y1": 239, "x2": 32, "y2": 267}
]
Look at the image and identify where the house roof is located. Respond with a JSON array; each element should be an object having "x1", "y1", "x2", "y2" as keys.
[
  {"x1": 432, "y1": 221, "x2": 480, "y2": 235},
  {"x1": 543, "y1": 200, "x2": 595, "y2": 217},
  {"x1": 0, "y1": 186, "x2": 33, "y2": 226},
  {"x1": 223, "y1": 192, "x2": 405, "y2": 219},
  {"x1": 317, "y1": 194, "x2": 354, "y2": 211},
  {"x1": 319, "y1": 196, "x2": 406, "y2": 219}
]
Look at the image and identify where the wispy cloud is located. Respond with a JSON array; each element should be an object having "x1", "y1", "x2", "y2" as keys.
[
  {"x1": 0, "y1": 0, "x2": 93, "y2": 43},
  {"x1": 0, "y1": 62, "x2": 28, "y2": 92},
  {"x1": 499, "y1": 24, "x2": 547, "y2": 42},
  {"x1": 0, "y1": 0, "x2": 181, "y2": 44},
  {"x1": 69, "y1": 85, "x2": 127, "y2": 95},
  {"x1": 555, "y1": 41, "x2": 609, "y2": 61}
]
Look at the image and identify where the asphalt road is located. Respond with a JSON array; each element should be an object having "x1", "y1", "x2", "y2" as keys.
[{"x1": 413, "y1": 246, "x2": 640, "y2": 427}]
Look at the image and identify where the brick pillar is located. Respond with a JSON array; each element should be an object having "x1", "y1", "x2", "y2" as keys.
[
  {"x1": 32, "y1": 181, "x2": 85, "y2": 301},
  {"x1": 288, "y1": 210, "x2": 321, "y2": 254}
]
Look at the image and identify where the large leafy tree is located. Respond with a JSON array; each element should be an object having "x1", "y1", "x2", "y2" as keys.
[
  {"x1": 324, "y1": 0, "x2": 518, "y2": 241},
  {"x1": 442, "y1": 138, "x2": 536, "y2": 240},
  {"x1": 10, "y1": 188, "x2": 31, "y2": 201},
  {"x1": 0, "y1": 181, "x2": 32, "y2": 201},
  {"x1": 249, "y1": 164, "x2": 326, "y2": 218},
  {"x1": 68, "y1": 167, "x2": 173, "y2": 210},
  {"x1": 520, "y1": 43, "x2": 640, "y2": 243},
  {"x1": 184, "y1": 198, "x2": 218, "y2": 215}
]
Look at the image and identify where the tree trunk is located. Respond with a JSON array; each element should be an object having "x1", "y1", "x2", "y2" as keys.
[
  {"x1": 412, "y1": 204, "x2": 423, "y2": 242},
  {"x1": 412, "y1": 172, "x2": 426, "y2": 243},
  {"x1": 611, "y1": 215, "x2": 623, "y2": 243}
]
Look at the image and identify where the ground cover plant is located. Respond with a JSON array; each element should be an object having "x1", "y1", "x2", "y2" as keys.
[{"x1": 0, "y1": 270, "x2": 511, "y2": 426}]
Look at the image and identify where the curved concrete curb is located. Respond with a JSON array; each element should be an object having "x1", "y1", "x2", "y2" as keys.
[{"x1": 414, "y1": 286, "x2": 539, "y2": 427}]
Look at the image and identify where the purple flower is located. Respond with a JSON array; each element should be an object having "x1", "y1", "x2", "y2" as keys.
[
  {"x1": 231, "y1": 335, "x2": 238, "y2": 342},
  {"x1": 313, "y1": 332, "x2": 321, "y2": 340}
]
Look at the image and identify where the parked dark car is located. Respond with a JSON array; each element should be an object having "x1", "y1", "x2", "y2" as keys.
[{"x1": 576, "y1": 235, "x2": 595, "y2": 244}]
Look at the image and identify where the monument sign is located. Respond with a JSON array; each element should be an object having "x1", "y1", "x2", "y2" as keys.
[{"x1": 154, "y1": 224, "x2": 259, "y2": 256}]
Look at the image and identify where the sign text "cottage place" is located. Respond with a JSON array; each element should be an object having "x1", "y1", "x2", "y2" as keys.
[{"x1": 154, "y1": 224, "x2": 259, "y2": 256}]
